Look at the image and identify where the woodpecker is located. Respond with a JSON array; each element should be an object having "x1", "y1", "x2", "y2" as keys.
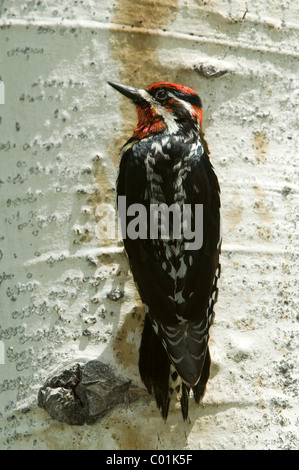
[{"x1": 108, "y1": 81, "x2": 221, "y2": 420}]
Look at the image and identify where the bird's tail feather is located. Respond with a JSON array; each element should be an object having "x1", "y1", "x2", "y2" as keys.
[
  {"x1": 139, "y1": 315, "x2": 170, "y2": 420},
  {"x1": 192, "y1": 347, "x2": 211, "y2": 404},
  {"x1": 139, "y1": 315, "x2": 211, "y2": 420}
]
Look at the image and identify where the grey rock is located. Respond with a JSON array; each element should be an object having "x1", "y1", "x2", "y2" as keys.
[{"x1": 38, "y1": 360, "x2": 145, "y2": 425}]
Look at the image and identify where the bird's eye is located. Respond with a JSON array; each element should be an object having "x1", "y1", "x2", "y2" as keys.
[{"x1": 155, "y1": 89, "x2": 168, "y2": 101}]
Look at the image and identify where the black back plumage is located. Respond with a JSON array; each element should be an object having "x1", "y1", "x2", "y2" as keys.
[{"x1": 117, "y1": 127, "x2": 221, "y2": 420}]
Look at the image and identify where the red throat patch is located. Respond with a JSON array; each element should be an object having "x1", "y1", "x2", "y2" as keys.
[{"x1": 133, "y1": 105, "x2": 166, "y2": 139}]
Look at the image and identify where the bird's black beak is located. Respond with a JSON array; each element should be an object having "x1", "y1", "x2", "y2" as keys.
[{"x1": 108, "y1": 81, "x2": 143, "y2": 104}]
